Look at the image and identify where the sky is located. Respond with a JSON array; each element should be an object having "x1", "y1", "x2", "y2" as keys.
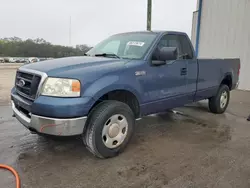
[{"x1": 0, "y1": 0, "x2": 197, "y2": 47}]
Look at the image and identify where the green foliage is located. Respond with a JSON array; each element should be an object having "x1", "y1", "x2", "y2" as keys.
[{"x1": 0, "y1": 37, "x2": 91, "y2": 58}]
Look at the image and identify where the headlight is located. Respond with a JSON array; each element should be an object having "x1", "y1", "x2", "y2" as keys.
[{"x1": 41, "y1": 77, "x2": 81, "y2": 97}]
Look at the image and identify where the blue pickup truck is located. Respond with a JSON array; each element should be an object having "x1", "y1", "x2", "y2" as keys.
[{"x1": 11, "y1": 31, "x2": 240, "y2": 158}]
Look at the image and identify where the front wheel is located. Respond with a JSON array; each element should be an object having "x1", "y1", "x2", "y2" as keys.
[
  {"x1": 83, "y1": 101, "x2": 135, "y2": 158},
  {"x1": 208, "y1": 85, "x2": 230, "y2": 114}
]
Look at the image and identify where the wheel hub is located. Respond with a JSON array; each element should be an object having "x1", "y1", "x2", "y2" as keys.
[
  {"x1": 220, "y1": 91, "x2": 228, "y2": 108},
  {"x1": 108, "y1": 123, "x2": 120, "y2": 138},
  {"x1": 102, "y1": 114, "x2": 128, "y2": 149}
]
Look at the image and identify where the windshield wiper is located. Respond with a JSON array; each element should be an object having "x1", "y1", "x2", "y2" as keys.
[{"x1": 94, "y1": 53, "x2": 120, "y2": 59}]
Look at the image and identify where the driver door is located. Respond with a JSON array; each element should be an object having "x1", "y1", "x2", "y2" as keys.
[{"x1": 140, "y1": 34, "x2": 188, "y2": 115}]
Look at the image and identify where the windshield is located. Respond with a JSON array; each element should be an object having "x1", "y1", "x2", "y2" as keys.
[{"x1": 86, "y1": 32, "x2": 157, "y2": 59}]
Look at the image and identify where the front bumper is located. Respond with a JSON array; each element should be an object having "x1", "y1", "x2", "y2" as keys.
[{"x1": 12, "y1": 100, "x2": 87, "y2": 136}]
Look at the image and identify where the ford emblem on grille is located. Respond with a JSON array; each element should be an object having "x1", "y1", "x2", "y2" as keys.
[{"x1": 17, "y1": 79, "x2": 25, "y2": 87}]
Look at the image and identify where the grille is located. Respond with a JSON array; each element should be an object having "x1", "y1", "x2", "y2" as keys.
[{"x1": 15, "y1": 71, "x2": 41, "y2": 101}]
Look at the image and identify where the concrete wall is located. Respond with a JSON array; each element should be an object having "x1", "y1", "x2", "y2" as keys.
[{"x1": 195, "y1": 0, "x2": 250, "y2": 90}]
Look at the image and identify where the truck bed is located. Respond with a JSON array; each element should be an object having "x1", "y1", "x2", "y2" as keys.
[{"x1": 194, "y1": 58, "x2": 240, "y2": 101}]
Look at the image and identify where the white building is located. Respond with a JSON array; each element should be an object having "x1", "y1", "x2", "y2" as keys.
[{"x1": 191, "y1": 0, "x2": 250, "y2": 90}]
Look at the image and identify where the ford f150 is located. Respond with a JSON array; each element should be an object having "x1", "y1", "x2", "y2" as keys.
[{"x1": 11, "y1": 31, "x2": 240, "y2": 158}]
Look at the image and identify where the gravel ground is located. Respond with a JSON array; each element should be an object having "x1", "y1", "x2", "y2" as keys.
[
  {"x1": 0, "y1": 67, "x2": 17, "y2": 105},
  {"x1": 0, "y1": 67, "x2": 250, "y2": 188}
]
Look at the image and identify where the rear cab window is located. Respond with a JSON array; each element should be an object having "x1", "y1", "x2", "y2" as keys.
[{"x1": 178, "y1": 35, "x2": 194, "y2": 59}]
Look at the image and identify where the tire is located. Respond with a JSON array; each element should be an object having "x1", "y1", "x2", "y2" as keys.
[
  {"x1": 209, "y1": 84, "x2": 230, "y2": 114},
  {"x1": 83, "y1": 101, "x2": 135, "y2": 158}
]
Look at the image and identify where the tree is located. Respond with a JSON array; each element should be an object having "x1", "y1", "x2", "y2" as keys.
[
  {"x1": 0, "y1": 37, "x2": 92, "y2": 58},
  {"x1": 76, "y1": 44, "x2": 91, "y2": 53}
]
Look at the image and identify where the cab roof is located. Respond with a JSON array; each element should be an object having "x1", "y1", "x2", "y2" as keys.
[{"x1": 115, "y1": 30, "x2": 187, "y2": 36}]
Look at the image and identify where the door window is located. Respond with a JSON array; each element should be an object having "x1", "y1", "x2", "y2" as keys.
[
  {"x1": 152, "y1": 34, "x2": 195, "y2": 60},
  {"x1": 154, "y1": 34, "x2": 183, "y2": 59}
]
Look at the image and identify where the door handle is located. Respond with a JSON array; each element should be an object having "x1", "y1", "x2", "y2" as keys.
[{"x1": 180, "y1": 68, "x2": 187, "y2": 75}]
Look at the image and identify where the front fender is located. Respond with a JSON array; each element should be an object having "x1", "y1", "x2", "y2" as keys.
[{"x1": 82, "y1": 75, "x2": 142, "y2": 103}]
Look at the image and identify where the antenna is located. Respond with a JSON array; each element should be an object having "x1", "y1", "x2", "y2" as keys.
[{"x1": 69, "y1": 16, "x2": 71, "y2": 46}]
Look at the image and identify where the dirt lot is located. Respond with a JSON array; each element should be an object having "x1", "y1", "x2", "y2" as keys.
[
  {"x1": 1, "y1": 66, "x2": 250, "y2": 188},
  {"x1": 0, "y1": 64, "x2": 21, "y2": 105}
]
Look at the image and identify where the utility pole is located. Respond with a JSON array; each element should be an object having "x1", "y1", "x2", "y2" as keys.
[{"x1": 147, "y1": 0, "x2": 152, "y2": 31}]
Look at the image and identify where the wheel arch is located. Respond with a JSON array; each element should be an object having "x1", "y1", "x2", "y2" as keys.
[
  {"x1": 220, "y1": 73, "x2": 233, "y2": 90},
  {"x1": 89, "y1": 88, "x2": 141, "y2": 119}
]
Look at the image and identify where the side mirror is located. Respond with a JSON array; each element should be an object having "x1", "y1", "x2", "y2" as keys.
[{"x1": 152, "y1": 47, "x2": 178, "y2": 65}]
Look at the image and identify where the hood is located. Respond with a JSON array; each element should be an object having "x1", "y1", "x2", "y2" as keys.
[{"x1": 21, "y1": 56, "x2": 128, "y2": 75}]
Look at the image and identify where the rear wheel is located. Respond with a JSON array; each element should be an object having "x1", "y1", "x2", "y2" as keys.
[
  {"x1": 83, "y1": 101, "x2": 135, "y2": 158},
  {"x1": 209, "y1": 85, "x2": 230, "y2": 114}
]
